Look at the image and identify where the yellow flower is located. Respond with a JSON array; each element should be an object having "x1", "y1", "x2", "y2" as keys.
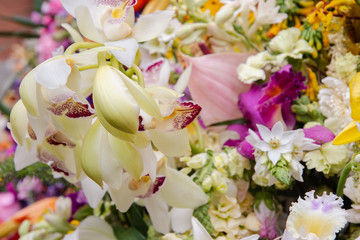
[
  {"x1": 333, "y1": 72, "x2": 360, "y2": 144},
  {"x1": 201, "y1": 0, "x2": 224, "y2": 16},
  {"x1": 305, "y1": 67, "x2": 319, "y2": 101}
]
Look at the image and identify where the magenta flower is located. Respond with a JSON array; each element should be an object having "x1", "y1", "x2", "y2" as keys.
[
  {"x1": 303, "y1": 125, "x2": 335, "y2": 145},
  {"x1": 0, "y1": 191, "x2": 20, "y2": 222},
  {"x1": 239, "y1": 65, "x2": 306, "y2": 129}
]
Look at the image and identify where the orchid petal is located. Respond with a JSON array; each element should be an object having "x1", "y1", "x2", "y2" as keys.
[
  {"x1": 186, "y1": 53, "x2": 251, "y2": 126},
  {"x1": 19, "y1": 69, "x2": 39, "y2": 117},
  {"x1": 13, "y1": 143, "x2": 38, "y2": 171},
  {"x1": 144, "y1": 194, "x2": 170, "y2": 234},
  {"x1": 103, "y1": 21, "x2": 132, "y2": 41},
  {"x1": 146, "y1": 86, "x2": 180, "y2": 117},
  {"x1": 160, "y1": 167, "x2": 208, "y2": 208},
  {"x1": 61, "y1": 23, "x2": 84, "y2": 43},
  {"x1": 149, "y1": 128, "x2": 191, "y2": 157},
  {"x1": 35, "y1": 57, "x2": 72, "y2": 89},
  {"x1": 174, "y1": 65, "x2": 192, "y2": 94},
  {"x1": 74, "y1": 5, "x2": 107, "y2": 43},
  {"x1": 170, "y1": 208, "x2": 193, "y2": 233},
  {"x1": 9, "y1": 100, "x2": 28, "y2": 146},
  {"x1": 64, "y1": 216, "x2": 117, "y2": 240},
  {"x1": 132, "y1": 10, "x2": 175, "y2": 42},
  {"x1": 153, "y1": 102, "x2": 201, "y2": 131},
  {"x1": 81, "y1": 177, "x2": 106, "y2": 209},
  {"x1": 136, "y1": 144, "x2": 157, "y2": 181},
  {"x1": 108, "y1": 182, "x2": 135, "y2": 212},
  {"x1": 117, "y1": 69, "x2": 162, "y2": 120},
  {"x1": 191, "y1": 217, "x2": 213, "y2": 240},
  {"x1": 105, "y1": 38, "x2": 139, "y2": 68},
  {"x1": 281, "y1": 131, "x2": 297, "y2": 145},
  {"x1": 108, "y1": 134, "x2": 143, "y2": 180},
  {"x1": 59, "y1": 0, "x2": 95, "y2": 17},
  {"x1": 93, "y1": 65, "x2": 139, "y2": 135},
  {"x1": 333, "y1": 121, "x2": 360, "y2": 145},
  {"x1": 81, "y1": 120, "x2": 104, "y2": 187}
]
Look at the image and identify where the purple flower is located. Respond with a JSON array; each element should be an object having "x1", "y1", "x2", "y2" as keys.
[
  {"x1": 254, "y1": 201, "x2": 278, "y2": 239},
  {"x1": 239, "y1": 65, "x2": 306, "y2": 130},
  {"x1": 303, "y1": 125, "x2": 335, "y2": 145}
]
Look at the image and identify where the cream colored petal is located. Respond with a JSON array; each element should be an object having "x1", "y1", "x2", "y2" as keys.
[
  {"x1": 160, "y1": 167, "x2": 208, "y2": 208},
  {"x1": 19, "y1": 69, "x2": 39, "y2": 117},
  {"x1": 35, "y1": 57, "x2": 72, "y2": 89},
  {"x1": 132, "y1": 10, "x2": 175, "y2": 42},
  {"x1": 104, "y1": 38, "x2": 139, "y2": 68},
  {"x1": 149, "y1": 128, "x2": 191, "y2": 157}
]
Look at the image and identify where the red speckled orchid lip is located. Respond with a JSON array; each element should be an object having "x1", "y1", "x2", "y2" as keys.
[{"x1": 137, "y1": 175, "x2": 166, "y2": 199}]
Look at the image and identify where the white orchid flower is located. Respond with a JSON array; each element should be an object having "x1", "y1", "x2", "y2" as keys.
[
  {"x1": 63, "y1": 216, "x2": 117, "y2": 240},
  {"x1": 60, "y1": 0, "x2": 174, "y2": 67},
  {"x1": 108, "y1": 157, "x2": 208, "y2": 234}
]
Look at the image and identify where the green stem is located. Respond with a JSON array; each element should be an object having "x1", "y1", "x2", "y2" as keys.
[
  {"x1": 0, "y1": 102, "x2": 11, "y2": 118},
  {"x1": 78, "y1": 64, "x2": 99, "y2": 71},
  {"x1": 337, "y1": 161, "x2": 354, "y2": 197},
  {"x1": 110, "y1": 56, "x2": 120, "y2": 69},
  {"x1": 131, "y1": 65, "x2": 145, "y2": 88},
  {"x1": 97, "y1": 51, "x2": 107, "y2": 67},
  {"x1": 125, "y1": 68, "x2": 135, "y2": 78},
  {"x1": 193, "y1": 120, "x2": 204, "y2": 153},
  {"x1": 64, "y1": 42, "x2": 104, "y2": 55}
]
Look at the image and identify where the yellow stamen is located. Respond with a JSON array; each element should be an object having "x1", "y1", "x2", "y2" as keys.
[{"x1": 112, "y1": 0, "x2": 133, "y2": 19}]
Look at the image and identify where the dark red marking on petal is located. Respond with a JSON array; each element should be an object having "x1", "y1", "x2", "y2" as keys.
[
  {"x1": 48, "y1": 98, "x2": 94, "y2": 118},
  {"x1": 46, "y1": 130, "x2": 76, "y2": 148},
  {"x1": 171, "y1": 101, "x2": 202, "y2": 129},
  {"x1": 138, "y1": 116, "x2": 145, "y2": 131}
]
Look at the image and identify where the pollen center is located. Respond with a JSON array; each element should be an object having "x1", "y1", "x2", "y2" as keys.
[{"x1": 269, "y1": 137, "x2": 280, "y2": 149}]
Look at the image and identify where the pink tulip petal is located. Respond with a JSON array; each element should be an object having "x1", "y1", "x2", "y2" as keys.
[{"x1": 304, "y1": 125, "x2": 335, "y2": 144}]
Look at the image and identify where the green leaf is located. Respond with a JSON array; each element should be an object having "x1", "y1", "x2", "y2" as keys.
[
  {"x1": 193, "y1": 204, "x2": 213, "y2": 235},
  {"x1": 34, "y1": 0, "x2": 44, "y2": 12},
  {"x1": 0, "y1": 31, "x2": 38, "y2": 38},
  {"x1": 209, "y1": 118, "x2": 246, "y2": 127},
  {"x1": 125, "y1": 204, "x2": 148, "y2": 236},
  {"x1": 113, "y1": 227, "x2": 146, "y2": 240},
  {"x1": 0, "y1": 16, "x2": 43, "y2": 28},
  {"x1": 73, "y1": 205, "x2": 94, "y2": 221}
]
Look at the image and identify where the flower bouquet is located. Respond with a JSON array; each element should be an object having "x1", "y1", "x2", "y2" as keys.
[{"x1": 2, "y1": 0, "x2": 360, "y2": 239}]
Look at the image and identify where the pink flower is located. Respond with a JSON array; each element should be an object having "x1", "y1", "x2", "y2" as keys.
[
  {"x1": 254, "y1": 201, "x2": 277, "y2": 239},
  {"x1": 239, "y1": 65, "x2": 306, "y2": 130},
  {"x1": 17, "y1": 176, "x2": 44, "y2": 201},
  {"x1": 0, "y1": 192, "x2": 20, "y2": 222},
  {"x1": 303, "y1": 125, "x2": 335, "y2": 145},
  {"x1": 185, "y1": 53, "x2": 251, "y2": 126}
]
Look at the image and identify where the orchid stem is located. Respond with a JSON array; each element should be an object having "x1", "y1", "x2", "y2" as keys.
[
  {"x1": 131, "y1": 65, "x2": 145, "y2": 88},
  {"x1": 193, "y1": 120, "x2": 204, "y2": 153},
  {"x1": 78, "y1": 64, "x2": 99, "y2": 71},
  {"x1": 125, "y1": 68, "x2": 135, "y2": 78},
  {"x1": 64, "y1": 42, "x2": 104, "y2": 55},
  {"x1": 336, "y1": 160, "x2": 354, "y2": 197},
  {"x1": 97, "y1": 52, "x2": 108, "y2": 67},
  {"x1": 110, "y1": 56, "x2": 120, "y2": 69}
]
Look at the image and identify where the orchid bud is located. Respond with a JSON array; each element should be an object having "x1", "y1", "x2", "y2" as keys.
[
  {"x1": 215, "y1": 6, "x2": 235, "y2": 25},
  {"x1": 93, "y1": 65, "x2": 140, "y2": 141},
  {"x1": 176, "y1": 23, "x2": 207, "y2": 38}
]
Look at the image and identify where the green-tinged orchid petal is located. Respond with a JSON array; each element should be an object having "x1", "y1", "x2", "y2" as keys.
[
  {"x1": 93, "y1": 65, "x2": 139, "y2": 135},
  {"x1": 143, "y1": 195, "x2": 170, "y2": 234},
  {"x1": 61, "y1": 23, "x2": 84, "y2": 43},
  {"x1": 13, "y1": 144, "x2": 38, "y2": 171},
  {"x1": 118, "y1": 70, "x2": 162, "y2": 120},
  {"x1": 149, "y1": 128, "x2": 191, "y2": 157},
  {"x1": 35, "y1": 57, "x2": 72, "y2": 89},
  {"x1": 350, "y1": 72, "x2": 360, "y2": 121},
  {"x1": 19, "y1": 69, "x2": 39, "y2": 117},
  {"x1": 96, "y1": 108, "x2": 136, "y2": 142},
  {"x1": 50, "y1": 115, "x2": 93, "y2": 140},
  {"x1": 82, "y1": 120, "x2": 124, "y2": 189},
  {"x1": 81, "y1": 120, "x2": 104, "y2": 187},
  {"x1": 333, "y1": 121, "x2": 360, "y2": 145},
  {"x1": 9, "y1": 100, "x2": 28, "y2": 146},
  {"x1": 132, "y1": 131, "x2": 150, "y2": 148},
  {"x1": 132, "y1": 10, "x2": 174, "y2": 42},
  {"x1": 81, "y1": 177, "x2": 106, "y2": 209},
  {"x1": 108, "y1": 133, "x2": 143, "y2": 180},
  {"x1": 159, "y1": 167, "x2": 208, "y2": 209}
]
